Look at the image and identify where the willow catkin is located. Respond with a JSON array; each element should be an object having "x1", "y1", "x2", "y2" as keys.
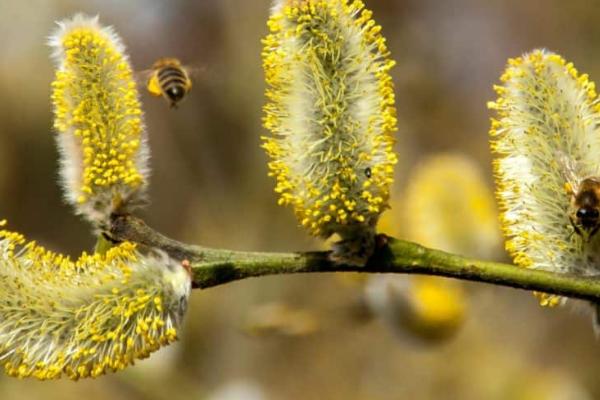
[
  {"x1": 489, "y1": 49, "x2": 600, "y2": 316},
  {"x1": 262, "y1": 0, "x2": 398, "y2": 265},
  {"x1": 49, "y1": 14, "x2": 150, "y2": 226},
  {"x1": 0, "y1": 220, "x2": 191, "y2": 380}
]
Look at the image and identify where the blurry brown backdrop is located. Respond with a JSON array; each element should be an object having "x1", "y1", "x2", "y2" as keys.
[{"x1": 0, "y1": 0, "x2": 599, "y2": 399}]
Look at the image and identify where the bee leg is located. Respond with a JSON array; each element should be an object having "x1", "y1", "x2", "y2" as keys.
[{"x1": 590, "y1": 225, "x2": 600, "y2": 239}]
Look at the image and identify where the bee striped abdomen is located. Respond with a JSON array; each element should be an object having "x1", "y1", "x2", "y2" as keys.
[
  {"x1": 158, "y1": 66, "x2": 186, "y2": 83},
  {"x1": 159, "y1": 68, "x2": 188, "y2": 105},
  {"x1": 146, "y1": 58, "x2": 192, "y2": 108}
]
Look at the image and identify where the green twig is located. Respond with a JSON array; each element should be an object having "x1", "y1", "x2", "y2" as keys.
[{"x1": 108, "y1": 214, "x2": 600, "y2": 302}]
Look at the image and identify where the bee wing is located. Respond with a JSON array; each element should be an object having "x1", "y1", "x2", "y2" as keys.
[
  {"x1": 555, "y1": 150, "x2": 582, "y2": 190},
  {"x1": 184, "y1": 65, "x2": 205, "y2": 77},
  {"x1": 182, "y1": 64, "x2": 209, "y2": 87}
]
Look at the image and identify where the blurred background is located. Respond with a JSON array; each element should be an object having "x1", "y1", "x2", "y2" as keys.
[{"x1": 0, "y1": 0, "x2": 599, "y2": 399}]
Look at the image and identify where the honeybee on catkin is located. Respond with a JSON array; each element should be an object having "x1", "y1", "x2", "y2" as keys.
[
  {"x1": 146, "y1": 58, "x2": 192, "y2": 108},
  {"x1": 567, "y1": 178, "x2": 600, "y2": 241}
]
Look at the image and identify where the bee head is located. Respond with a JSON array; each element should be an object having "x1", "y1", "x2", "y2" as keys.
[
  {"x1": 569, "y1": 181, "x2": 600, "y2": 240},
  {"x1": 571, "y1": 206, "x2": 600, "y2": 241},
  {"x1": 576, "y1": 207, "x2": 600, "y2": 228}
]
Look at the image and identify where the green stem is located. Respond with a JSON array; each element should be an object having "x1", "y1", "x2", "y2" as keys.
[{"x1": 108, "y1": 214, "x2": 600, "y2": 302}]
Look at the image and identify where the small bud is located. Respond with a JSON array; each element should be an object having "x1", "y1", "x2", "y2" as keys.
[
  {"x1": 489, "y1": 49, "x2": 600, "y2": 315},
  {"x1": 262, "y1": 0, "x2": 398, "y2": 265},
  {"x1": 49, "y1": 14, "x2": 150, "y2": 225}
]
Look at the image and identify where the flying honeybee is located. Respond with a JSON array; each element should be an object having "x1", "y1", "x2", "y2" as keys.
[
  {"x1": 145, "y1": 58, "x2": 193, "y2": 108},
  {"x1": 567, "y1": 177, "x2": 600, "y2": 240}
]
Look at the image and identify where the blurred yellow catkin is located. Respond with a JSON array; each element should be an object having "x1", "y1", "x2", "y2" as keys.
[
  {"x1": 367, "y1": 153, "x2": 501, "y2": 342},
  {"x1": 390, "y1": 153, "x2": 500, "y2": 259}
]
